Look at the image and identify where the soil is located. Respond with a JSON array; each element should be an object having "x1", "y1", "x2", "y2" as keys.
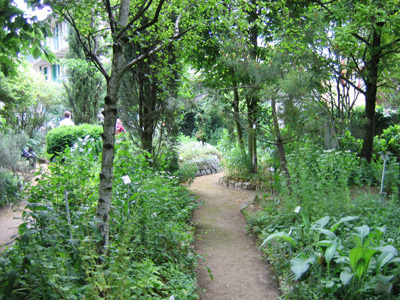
[
  {"x1": 191, "y1": 172, "x2": 280, "y2": 300},
  {"x1": 0, "y1": 164, "x2": 46, "y2": 253},
  {"x1": 0, "y1": 203, "x2": 25, "y2": 252}
]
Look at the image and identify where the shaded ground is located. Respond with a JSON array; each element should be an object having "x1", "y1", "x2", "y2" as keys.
[
  {"x1": 0, "y1": 164, "x2": 47, "y2": 253},
  {"x1": 0, "y1": 203, "x2": 25, "y2": 252},
  {"x1": 191, "y1": 172, "x2": 280, "y2": 300}
]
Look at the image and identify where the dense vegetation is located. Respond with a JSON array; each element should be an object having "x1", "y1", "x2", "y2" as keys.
[
  {"x1": 0, "y1": 139, "x2": 199, "y2": 299},
  {"x1": 0, "y1": 0, "x2": 399, "y2": 299}
]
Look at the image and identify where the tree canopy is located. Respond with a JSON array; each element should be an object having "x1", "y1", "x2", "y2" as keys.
[{"x1": 0, "y1": 0, "x2": 54, "y2": 76}]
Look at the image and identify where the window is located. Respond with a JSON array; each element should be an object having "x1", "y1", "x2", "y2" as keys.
[
  {"x1": 44, "y1": 67, "x2": 48, "y2": 80},
  {"x1": 52, "y1": 64, "x2": 60, "y2": 82},
  {"x1": 53, "y1": 23, "x2": 60, "y2": 50}
]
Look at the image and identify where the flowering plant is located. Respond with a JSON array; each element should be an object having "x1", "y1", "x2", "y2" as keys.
[{"x1": 195, "y1": 129, "x2": 205, "y2": 141}]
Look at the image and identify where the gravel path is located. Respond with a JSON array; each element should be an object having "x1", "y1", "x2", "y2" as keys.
[{"x1": 191, "y1": 172, "x2": 280, "y2": 300}]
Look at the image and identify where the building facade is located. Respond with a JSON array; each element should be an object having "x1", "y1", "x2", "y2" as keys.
[{"x1": 31, "y1": 19, "x2": 69, "y2": 82}]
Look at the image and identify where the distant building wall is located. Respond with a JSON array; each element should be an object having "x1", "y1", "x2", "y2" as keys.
[{"x1": 31, "y1": 19, "x2": 69, "y2": 82}]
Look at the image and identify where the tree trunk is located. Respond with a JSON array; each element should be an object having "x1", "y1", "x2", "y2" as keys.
[
  {"x1": 95, "y1": 0, "x2": 130, "y2": 253},
  {"x1": 232, "y1": 86, "x2": 244, "y2": 150},
  {"x1": 246, "y1": 1, "x2": 259, "y2": 174},
  {"x1": 360, "y1": 26, "x2": 382, "y2": 163},
  {"x1": 246, "y1": 95, "x2": 258, "y2": 174},
  {"x1": 272, "y1": 97, "x2": 290, "y2": 180},
  {"x1": 138, "y1": 73, "x2": 156, "y2": 155}
]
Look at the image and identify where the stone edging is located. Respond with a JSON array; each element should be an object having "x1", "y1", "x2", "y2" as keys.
[
  {"x1": 194, "y1": 155, "x2": 223, "y2": 177},
  {"x1": 218, "y1": 176, "x2": 272, "y2": 192}
]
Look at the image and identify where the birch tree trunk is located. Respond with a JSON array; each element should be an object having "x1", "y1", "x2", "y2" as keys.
[{"x1": 95, "y1": 0, "x2": 130, "y2": 251}]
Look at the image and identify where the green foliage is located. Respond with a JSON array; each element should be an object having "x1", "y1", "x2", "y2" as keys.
[
  {"x1": 261, "y1": 213, "x2": 400, "y2": 299},
  {"x1": 246, "y1": 139, "x2": 400, "y2": 299},
  {"x1": 46, "y1": 124, "x2": 103, "y2": 156},
  {"x1": 62, "y1": 27, "x2": 105, "y2": 125},
  {"x1": 282, "y1": 145, "x2": 380, "y2": 219},
  {"x1": 0, "y1": 129, "x2": 37, "y2": 184},
  {"x1": 338, "y1": 131, "x2": 363, "y2": 154},
  {"x1": 216, "y1": 128, "x2": 252, "y2": 179},
  {"x1": 222, "y1": 147, "x2": 252, "y2": 180},
  {"x1": 0, "y1": 139, "x2": 199, "y2": 299},
  {"x1": 0, "y1": 0, "x2": 55, "y2": 76},
  {"x1": 177, "y1": 136, "x2": 222, "y2": 183},
  {"x1": 375, "y1": 124, "x2": 400, "y2": 157},
  {"x1": 0, "y1": 64, "x2": 63, "y2": 137},
  {"x1": 176, "y1": 161, "x2": 198, "y2": 185},
  {"x1": 0, "y1": 172, "x2": 20, "y2": 208},
  {"x1": 178, "y1": 137, "x2": 222, "y2": 161}
]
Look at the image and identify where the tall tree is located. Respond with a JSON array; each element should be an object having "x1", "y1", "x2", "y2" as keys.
[
  {"x1": 44, "y1": 0, "x2": 202, "y2": 252},
  {"x1": 119, "y1": 39, "x2": 180, "y2": 156},
  {"x1": 300, "y1": 0, "x2": 400, "y2": 162},
  {"x1": 189, "y1": 0, "x2": 275, "y2": 172}
]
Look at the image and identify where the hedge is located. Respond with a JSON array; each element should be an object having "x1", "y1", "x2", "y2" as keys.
[{"x1": 46, "y1": 124, "x2": 103, "y2": 156}]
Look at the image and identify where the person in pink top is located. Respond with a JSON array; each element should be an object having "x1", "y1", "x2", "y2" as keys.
[{"x1": 115, "y1": 117, "x2": 125, "y2": 135}]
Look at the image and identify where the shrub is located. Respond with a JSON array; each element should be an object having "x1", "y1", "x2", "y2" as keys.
[
  {"x1": 375, "y1": 124, "x2": 400, "y2": 157},
  {"x1": 46, "y1": 124, "x2": 103, "y2": 156},
  {"x1": 0, "y1": 172, "x2": 20, "y2": 208},
  {"x1": 338, "y1": 130, "x2": 363, "y2": 153},
  {"x1": 176, "y1": 161, "x2": 198, "y2": 185},
  {"x1": 0, "y1": 130, "x2": 36, "y2": 183},
  {"x1": 178, "y1": 138, "x2": 222, "y2": 161}
]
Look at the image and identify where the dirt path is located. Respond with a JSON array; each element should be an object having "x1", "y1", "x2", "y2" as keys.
[
  {"x1": 0, "y1": 165, "x2": 47, "y2": 253},
  {"x1": 0, "y1": 203, "x2": 25, "y2": 252},
  {"x1": 191, "y1": 173, "x2": 280, "y2": 300}
]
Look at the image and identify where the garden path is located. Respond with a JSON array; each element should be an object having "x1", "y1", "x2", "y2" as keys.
[
  {"x1": 0, "y1": 164, "x2": 47, "y2": 252},
  {"x1": 191, "y1": 172, "x2": 280, "y2": 300},
  {"x1": 0, "y1": 203, "x2": 25, "y2": 252}
]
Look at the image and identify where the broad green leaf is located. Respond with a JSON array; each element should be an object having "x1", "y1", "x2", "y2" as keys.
[
  {"x1": 353, "y1": 225, "x2": 370, "y2": 245},
  {"x1": 375, "y1": 226, "x2": 387, "y2": 235},
  {"x1": 290, "y1": 253, "x2": 316, "y2": 280},
  {"x1": 349, "y1": 247, "x2": 377, "y2": 279},
  {"x1": 340, "y1": 269, "x2": 353, "y2": 285},
  {"x1": 324, "y1": 239, "x2": 338, "y2": 264},
  {"x1": 32, "y1": 47, "x2": 41, "y2": 59},
  {"x1": 388, "y1": 257, "x2": 400, "y2": 264},
  {"x1": 312, "y1": 216, "x2": 330, "y2": 229},
  {"x1": 375, "y1": 245, "x2": 398, "y2": 256},
  {"x1": 322, "y1": 279, "x2": 339, "y2": 294},
  {"x1": 330, "y1": 216, "x2": 359, "y2": 232},
  {"x1": 261, "y1": 231, "x2": 297, "y2": 248},
  {"x1": 376, "y1": 252, "x2": 394, "y2": 273},
  {"x1": 376, "y1": 274, "x2": 394, "y2": 293},
  {"x1": 314, "y1": 240, "x2": 333, "y2": 247},
  {"x1": 314, "y1": 228, "x2": 337, "y2": 240},
  {"x1": 300, "y1": 208, "x2": 310, "y2": 229}
]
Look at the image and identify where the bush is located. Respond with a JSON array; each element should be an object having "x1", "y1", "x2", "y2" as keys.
[
  {"x1": 0, "y1": 130, "x2": 37, "y2": 183},
  {"x1": 0, "y1": 172, "x2": 20, "y2": 208},
  {"x1": 222, "y1": 147, "x2": 252, "y2": 180},
  {"x1": 375, "y1": 124, "x2": 400, "y2": 157},
  {"x1": 338, "y1": 130, "x2": 363, "y2": 153},
  {"x1": 176, "y1": 161, "x2": 198, "y2": 185},
  {"x1": 178, "y1": 137, "x2": 222, "y2": 161},
  {"x1": 46, "y1": 124, "x2": 103, "y2": 156}
]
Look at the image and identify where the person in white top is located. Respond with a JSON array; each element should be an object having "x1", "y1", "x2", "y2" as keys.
[{"x1": 59, "y1": 111, "x2": 75, "y2": 126}]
